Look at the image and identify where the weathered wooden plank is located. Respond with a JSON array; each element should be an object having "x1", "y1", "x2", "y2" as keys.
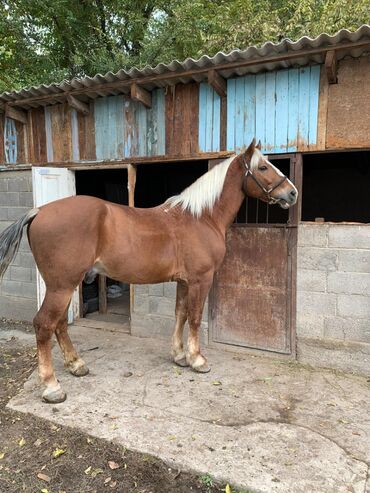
[
  {"x1": 325, "y1": 50, "x2": 337, "y2": 84},
  {"x1": 297, "y1": 68, "x2": 310, "y2": 151},
  {"x1": 123, "y1": 98, "x2": 139, "y2": 157},
  {"x1": 95, "y1": 95, "x2": 124, "y2": 159},
  {"x1": 30, "y1": 108, "x2": 47, "y2": 163},
  {"x1": 287, "y1": 69, "x2": 299, "y2": 152},
  {"x1": 0, "y1": 116, "x2": 4, "y2": 164},
  {"x1": 44, "y1": 106, "x2": 54, "y2": 162},
  {"x1": 165, "y1": 83, "x2": 199, "y2": 156},
  {"x1": 308, "y1": 65, "x2": 320, "y2": 148},
  {"x1": 50, "y1": 103, "x2": 73, "y2": 161},
  {"x1": 15, "y1": 120, "x2": 26, "y2": 163},
  {"x1": 5, "y1": 105, "x2": 27, "y2": 124},
  {"x1": 326, "y1": 57, "x2": 370, "y2": 149},
  {"x1": 198, "y1": 83, "x2": 221, "y2": 152},
  {"x1": 212, "y1": 87, "x2": 221, "y2": 152},
  {"x1": 265, "y1": 72, "x2": 276, "y2": 152},
  {"x1": 131, "y1": 82, "x2": 152, "y2": 108},
  {"x1": 275, "y1": 70, "x2": 289, "y2": 152},
  {"x1": 244, "y1": 75, "x2": 256, "y2": 147},
  {"x1": 234, "y1": 77, "x2": 245, "y2": 151},
  {"x1": 67, "y1": 94, "x2": 90, "y2": 115},
  {"x1": 78, "y1": 101, "x2": 96, "y2": 160},
  {"x1": 198, "y1": 83, "x2": 208, "y2": 152},
  {"x1": 316, "y1": 65, "x2": 329, "y2": 151},
  {"x1": 255, "y1": 73, "x2": 266, "y2": 148},
  {"x1": 71, "y1": 109, "x2": 80, "y2": 160},
  {"x1": 153, "y1": 89, "x2": 166, "y2": 156},
  {"x1": 226, "y1": 78, "x2": 236, "y2": 150}
]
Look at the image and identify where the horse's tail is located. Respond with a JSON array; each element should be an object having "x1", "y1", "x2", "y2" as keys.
[{"x1": 0, "y1": 208, "x2": 39, "y2": 281}]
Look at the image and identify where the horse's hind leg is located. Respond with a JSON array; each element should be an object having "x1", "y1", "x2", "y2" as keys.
[
  {"x1": 171, "y1": 281, "x2": 189, "y2": 367},
  {"x1": 55, "y1": 311, "x2": 89, "y2": 377},
  {"x1": 33, "y1": 290, "x2": 73, "y2": 403}
]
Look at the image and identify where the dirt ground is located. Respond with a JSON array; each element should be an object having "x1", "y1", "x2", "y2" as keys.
[{"x1": 0, "y1": 320, "x2": 236, "y2": 493}]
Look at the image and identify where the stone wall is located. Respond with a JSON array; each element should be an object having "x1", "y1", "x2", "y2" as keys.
[
  {"x1": 0, "y1": 170, "x2": 37, "y2": 321},
  {"x1": 131, "y1": 282, "x2": 208, "y2": 344},
  {"x1": 296, "y1": 223, "x2": 370, "y2": 374}
]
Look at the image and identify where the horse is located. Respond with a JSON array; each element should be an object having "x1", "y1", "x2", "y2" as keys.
[{"x1": 0, "y1": 139, "x2": 297, "y2": 403}]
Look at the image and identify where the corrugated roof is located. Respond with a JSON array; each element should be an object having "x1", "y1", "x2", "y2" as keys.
[{"x1": 1, "y1": 25, "x2": 370, "y2": 109}]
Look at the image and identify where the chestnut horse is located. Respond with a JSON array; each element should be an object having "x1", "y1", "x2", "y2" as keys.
[{"x1": 0, "y1": 140, "x2": 297, "y2": 403}]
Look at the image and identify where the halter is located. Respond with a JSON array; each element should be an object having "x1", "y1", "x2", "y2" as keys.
[{"x1": 243, "y1": 154, "x2": 288, "y2": 204}]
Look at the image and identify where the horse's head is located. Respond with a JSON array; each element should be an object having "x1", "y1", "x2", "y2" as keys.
[{"x1": 241, "y1": 139, "x2": 298, "y2": 209}]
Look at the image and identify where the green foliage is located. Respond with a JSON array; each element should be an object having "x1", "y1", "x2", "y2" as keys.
[
  {"x1": 0, "y1": 0, "x2": 369, "y2": 92},
  {"x1": 199, "y1": 472, "x2": 214, "y2": 490}
]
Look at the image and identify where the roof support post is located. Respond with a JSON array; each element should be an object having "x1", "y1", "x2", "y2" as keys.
[
  {"x1": 325, "y1": 50, "x2": 337, "y2": 84},
  {"x1": 4, "y1": 104, "x2": 28, "y2": 124},
  {"x1": 131, "y1": 82, "x2": 152, "y2": 108},
  {"x1": 208, "y1": 69, "x2": 227, "y2": 97}
]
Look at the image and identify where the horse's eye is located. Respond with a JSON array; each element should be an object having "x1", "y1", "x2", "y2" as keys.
[{"x1": 259, "y1": 165, "x2": 268, "y2": 171}]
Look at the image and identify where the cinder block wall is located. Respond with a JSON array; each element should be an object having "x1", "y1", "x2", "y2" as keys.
[
  {"x1": 131, "y1": 282, "x2": 208, "y2": 344},
  {"x1": 0, "y1": 170, "x2": 37, "y2": 321},
  {"x1": 296, "y1": 223, "x2": 370, "y2": 374}
]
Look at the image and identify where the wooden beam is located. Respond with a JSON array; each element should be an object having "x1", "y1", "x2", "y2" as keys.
[
  {"x1": 325, "y1": 50, "x2": 337, "y2": 84},
  {"x1": 98, "y1": 275, "x2": 107, "y2": 314},
  {"x1": 5, "y1": 104, "x2": 27, "y2": 124},
  {"x1": 131, "y1": 82, "x2": 152, "y2": 108},
  {"x1": 127, "y1": 164, "x2": 137, "y2": 207},
  {"x1": 67, "y1": 94, "x2": 90, "y2": 115},
  {"x1": 208, "y1": 69, "x2": 227, "y2": 97}
]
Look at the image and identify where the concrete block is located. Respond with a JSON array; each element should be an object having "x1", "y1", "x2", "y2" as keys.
[
  {"x1": 338, "y1": 250, "x2": 370, "y2": 273},
  {"x1": 298, "y1": 224, "x2": 328, "y2": 247},
  {"x1": 133, "y1": 294, "x2": 149, "y2": 314},
  {"x1": 0, "y1": 294, "x2": 36, "y2": 322},
  {"x1": 328, "y1": 272, "x2": 370, "y2": 295},
  {"x1": 10, "y1": 266, "x2": 32, "y2": 282},
  {"x1": 297, "y1": 291, "x2": 336, "y2": 317},
  {"x1": 19, "y1": 252, "x2": 36, "y2": 269},
  {"x1": 7, "y1": 206, "x2": 30, "y2": 221},
  {"x1": 164, "y1": 282, "x2": 177, "y2": 299},
  {"x1": 148, "y1": 283, "x2": 164, "y2": 296},
  {"x1": 8, "y1": 177, "x2": 30, "y2": 192},
  {"x1": 0, "y1": 221, "x2": 12, "y2": 234},
  {"x1": 337, "y1": 294, "x2": 370, "y2": 319},
  {"x1": 298, "y1": 247, "x2": 338, "y2": 271},
  {"x1": 296, "y1": 314, "x2": 325, "y2": 338},
  {"x1": 134, "y1": 284, "x2": 148, "y2": 296},
  {"x1": 0, "y1": 192, "x2": 19, "y2": 207},
  {"x1": 328, "y1": 225, "x2": 370, "y2": 249},
  {"x1": 149, "y1": 296, "x2": 175, "y2": 318},
  {"x1": 19, "y1": 192, "x2": 33, "y2": 207},
  {"x1": 0, "y1": 179, "x2": 8, "y2": 191},
  {"x1": 324, "y1": 317, "x2": 370, "y2": 344},
  {"x1": 297, "y1": 269, "x2": 327, "y2": 292},
  {"x1": 1, "y1": 280, "x2": 24, "y2": 298},
  {"x1": 0, "y1": 207, "x2": 8, "y2": 220}
]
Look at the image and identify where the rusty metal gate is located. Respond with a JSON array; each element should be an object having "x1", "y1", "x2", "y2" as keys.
[{"x1": 209, "y1": 155, "x2": 301, "y2": 355}]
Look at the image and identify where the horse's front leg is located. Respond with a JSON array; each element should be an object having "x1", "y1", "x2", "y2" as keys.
[
  {"x1": 186, "y1": 275, "x2": 213, "y2": 373},
  {"x1": 171, "y1": 281, "x2": 189, "y2": 367}
]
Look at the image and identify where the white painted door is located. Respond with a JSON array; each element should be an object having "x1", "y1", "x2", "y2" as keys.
[{"x1": 32, "y1": 167, "x2": 79, "y2": 323}]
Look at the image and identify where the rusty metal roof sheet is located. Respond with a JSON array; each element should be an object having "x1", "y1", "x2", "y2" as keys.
[{"x1": 1, "y1": 24, "x2": 370, "y2": 108}]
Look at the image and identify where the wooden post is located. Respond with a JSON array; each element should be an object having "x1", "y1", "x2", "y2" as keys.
[
  {"x1": 325, "y1": 50, "x2": 337, "y2": 84},
  {"x1": 127, "y1": 164, "x2": 137, "y2": 322},
  {"x1": 4, "y1": 105, "x2": 28, "y2": 124},
  {"x1": 208, "y1": 69, "x2": 227, "y2": 97},
  {"x1": 98, "y1": 275, "x2": 107, "y2": 314}
]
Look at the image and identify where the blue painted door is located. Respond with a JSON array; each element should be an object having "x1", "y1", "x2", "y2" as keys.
[{"x1": 4, "y1": 118, "x2": 17, "y2": 164}]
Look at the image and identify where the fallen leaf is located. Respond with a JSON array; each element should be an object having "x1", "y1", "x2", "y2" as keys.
[
  {"x1": 84, "y1": 466, "x2": 92, "y2": 475},
  {"x1": 104, "y1": 476, "x2": 112, "y2": 484},
  {"x1": 34, "y1": 439, "x2": 42, "y2": 447},
  {"x1": 41, "y1": 489, "x2": 49, "y2": 493},
  {"x1": 37, "y1": 473, "x2": 51, "y2": 482},
  {"x1": 18, "y1": 437, "x2": 26, "y2": 447},
  {"x1": 52, "y1": 448, "x2": 65, "y2": 458},
  {"x1": 225, "y1": 484, "x2": 231, "y2": 493},
  {"x1": 0, "y1": 453, "x2": 5, "y2": 459},
  {"x1": 91, "y1": 467, "x2": 104, "y2": 478},
  {"x1": 108, "y1": 461, "x2": 120, "y2": 470},
  {"x1": 212, "y1": 381, "x2": 222, "y2": 386},
  {"x1": 168, "y1": 435, "x2": 177, "y2": 441},
  {"x1": 111, "y1": 424, "x2": 118, "y2": 430},
  {"x1": 109, "y1": 481, "x2": 117, "y2": 488}
]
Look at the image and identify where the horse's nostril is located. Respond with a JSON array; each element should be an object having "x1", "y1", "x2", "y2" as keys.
[{"x1": 290, "y1": 189, "x2": 297, "y2": 197}]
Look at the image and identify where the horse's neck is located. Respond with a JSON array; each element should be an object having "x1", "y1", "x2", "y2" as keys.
[{"x1": 210, "y1": 158, "x2": 245, "y2": 233}]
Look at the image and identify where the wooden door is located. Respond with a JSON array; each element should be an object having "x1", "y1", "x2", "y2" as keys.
[
  {"x1": 209, "y1": 155, "x2": 300, "y2": 355},
  {"x1": 32, "y1": 167, "x2": 79, "y2": 323}
]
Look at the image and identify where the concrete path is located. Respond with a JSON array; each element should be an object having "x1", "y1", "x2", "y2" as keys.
[{"x1": 7, "y1": 325, "x2": 370, "y2": 493}]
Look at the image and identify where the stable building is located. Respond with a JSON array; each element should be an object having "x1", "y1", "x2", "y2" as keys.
[{"x1": 0, "y1": 25, "x2": 369, "y2": 374}]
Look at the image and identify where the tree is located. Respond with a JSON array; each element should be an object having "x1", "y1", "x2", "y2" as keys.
[{"x1": 0, "y1": 0, "x2": 369, "y2": 92}]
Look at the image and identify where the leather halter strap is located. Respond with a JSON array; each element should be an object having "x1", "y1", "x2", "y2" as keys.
[{"x1": 243, "y1": 154, "x2": 288, "y2": 204}]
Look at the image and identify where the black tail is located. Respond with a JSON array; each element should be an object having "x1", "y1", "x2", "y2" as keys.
[{"x1": 0, "y1": 208, "x2": 39, "y2": 281}]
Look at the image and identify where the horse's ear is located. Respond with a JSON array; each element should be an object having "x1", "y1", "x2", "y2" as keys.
[
  {"x1": 244, "y1": 138, "x2": 256, "y2": 163},
  {"x1": 256, "y1": 140, "x2": 262, "y2": 150}
]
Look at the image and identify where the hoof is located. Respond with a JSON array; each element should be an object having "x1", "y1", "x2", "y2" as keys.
[
  {"x1": 174, "y1": 357, "x2": 189, "y2": 367},
  {"x1": 42, "y1": 386, "x2": 66, "y2": 404},
  {"x1": 68, "y1": 360, "x2": 89, "y2": 377},
  {"x1": 191, "y1": 362, "x2": 211, "y2": 373}
]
